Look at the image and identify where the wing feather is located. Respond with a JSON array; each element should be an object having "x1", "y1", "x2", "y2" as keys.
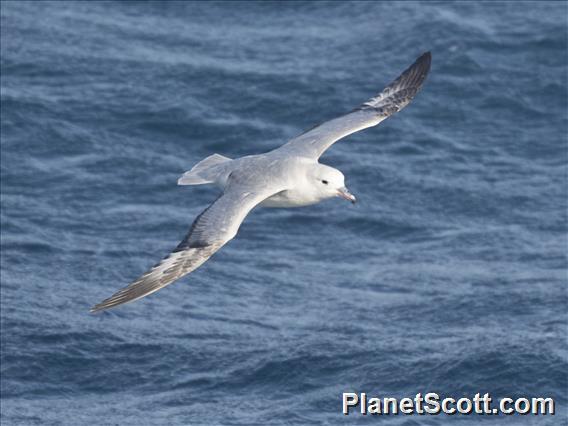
[
  {"x1": 90, "y1": 182, "x2": 282, "y2": 312},
  {"x1": 279, "y1": 52, "x2": 431, "y2": 159}
]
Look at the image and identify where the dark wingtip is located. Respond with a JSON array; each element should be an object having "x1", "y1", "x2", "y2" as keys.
[
  {"x1": 358, "y1": 50, "x2": 433, "y2": 113},
  {"x1": 89, "y1": 305, "x2": 104, "y2": 314},
  {"x1": 414, "y1": 51, "x2": 432, "y2": 74},
  {"x1": 401, "y1": 51, "x2": 432, "y2": 90}
]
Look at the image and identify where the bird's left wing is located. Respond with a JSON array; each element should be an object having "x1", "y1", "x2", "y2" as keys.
[
  {"x1": 278, "y1": 52, "x2": 431, "y2": 160},
  {"x1": 90, "y1": 177, "x2": 284, "y2": 313}
]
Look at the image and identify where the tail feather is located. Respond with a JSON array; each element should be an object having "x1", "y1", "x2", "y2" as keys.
[{"x1": 178, "y1": 153, "x2": 231, "y2": 185}]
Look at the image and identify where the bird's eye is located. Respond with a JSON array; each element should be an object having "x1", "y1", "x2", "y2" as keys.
[{"x1": 322, "y1": 180, "x2": 329, "y2": 185}]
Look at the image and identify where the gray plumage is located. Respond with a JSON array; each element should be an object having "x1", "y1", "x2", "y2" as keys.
[
  {"x1": 90, "y1": 52, "x2": 431, "y2": 313},
  {"x1": 280, "y1": 51, "x2": 431, "y2": 159},
  {"x1": 90, "y1": 177, "x2": 284, "y2": 312}
]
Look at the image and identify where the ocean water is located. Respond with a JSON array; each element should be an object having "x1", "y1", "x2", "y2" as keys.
[{"x1": 1, "y1": 1, "x2": 566, "y2": 425}]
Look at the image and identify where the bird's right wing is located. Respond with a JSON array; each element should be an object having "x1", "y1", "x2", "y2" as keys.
[
  {"x1": 278, "y1": 52, "x2": 431, "y2": 160},
  {"x1": 90, "y1": 177, "x2": 284, "y2": 313}
]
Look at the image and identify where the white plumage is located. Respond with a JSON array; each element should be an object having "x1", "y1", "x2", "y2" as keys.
[{"x1": 91, "y1": 52, "x2": 431, "y2": 313}]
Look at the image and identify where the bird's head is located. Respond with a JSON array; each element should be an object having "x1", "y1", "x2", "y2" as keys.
[{"x1": 308, "y1": 164, "x2": 356, "y2": 204}]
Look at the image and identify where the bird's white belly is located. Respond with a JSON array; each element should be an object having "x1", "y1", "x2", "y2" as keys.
[{"x1": 260, "y1": 189, "x2": 321, "y2": 208}]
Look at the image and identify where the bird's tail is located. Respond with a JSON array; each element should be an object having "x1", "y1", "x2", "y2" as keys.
[{"x1": 177, "y1": 153, "x2": 232, "y2": 185}]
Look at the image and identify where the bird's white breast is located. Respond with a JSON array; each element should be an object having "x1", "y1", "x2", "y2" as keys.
[{"x1": 260, "y1": 188, "x2": 323, "y2": 208}]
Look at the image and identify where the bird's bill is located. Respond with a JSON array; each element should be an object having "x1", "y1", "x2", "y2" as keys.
[{"x1": 337, "y1": 187, "x2": 357, "y2": 204}]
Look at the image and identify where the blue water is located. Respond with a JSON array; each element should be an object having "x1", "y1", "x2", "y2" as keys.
[{"x1": 1, "y1": 1, "x2": 566, "y2": 425}]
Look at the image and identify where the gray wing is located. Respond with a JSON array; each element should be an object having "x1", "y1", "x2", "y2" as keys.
[
  {"x1": 90, "y1": 180, "x2": 282, "y2": 313},
  {"x1": 279, "y1": 52, "x2": 431, "y2": 159}
]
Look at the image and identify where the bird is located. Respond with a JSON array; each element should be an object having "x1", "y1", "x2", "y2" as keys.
[{"x1": 90, "y1": 51, "x2": 431, "y2": 313}]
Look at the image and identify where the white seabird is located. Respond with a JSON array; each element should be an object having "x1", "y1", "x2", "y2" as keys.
[{"x1": 91, "y1": 52, "x2": 431, "y2": 313}]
